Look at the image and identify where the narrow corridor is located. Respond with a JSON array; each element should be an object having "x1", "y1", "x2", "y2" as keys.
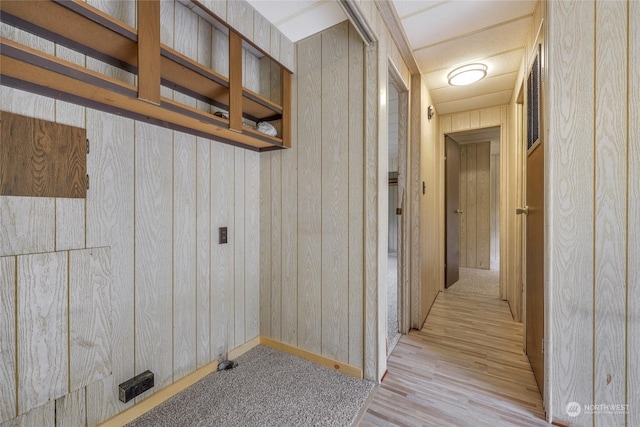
[{"x1": 359, "y1": 292, "x2": 546, "y2": 426}]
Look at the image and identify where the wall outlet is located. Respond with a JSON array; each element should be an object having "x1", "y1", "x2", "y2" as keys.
[
  {"x1": 219, "y1": 227, "x2": 228, "y2": 244},
  {"x1": 118, "y1": 370, "x2": 154, "y2": 403}
]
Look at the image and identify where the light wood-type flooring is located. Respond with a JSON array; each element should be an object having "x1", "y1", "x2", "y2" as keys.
[{"x1": 359, "y1": 292, "x2": 547, "y2": 426}]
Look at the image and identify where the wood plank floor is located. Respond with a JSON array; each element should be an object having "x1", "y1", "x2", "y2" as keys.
[{"x1": 359, "y1": 292, "x2": 547, "y2": 426}]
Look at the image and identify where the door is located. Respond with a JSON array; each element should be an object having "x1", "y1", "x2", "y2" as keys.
[
  {"x1": 525, "y1": 140, "x2": 544, "y2": 394},
  {"x1": 445, "y1": 136, "x2": 461, "y2": 288}
]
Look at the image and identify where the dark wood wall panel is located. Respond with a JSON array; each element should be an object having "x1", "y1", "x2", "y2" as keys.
[{"x1": 1, "y1": 111, "x2": 86, "y2": 198}]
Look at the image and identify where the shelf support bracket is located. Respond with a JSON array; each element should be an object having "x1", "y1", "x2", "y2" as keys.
[
  {"x1": 137, "y1": 0, "x2": 161, "y2": 105},
  {"x1": 229, "y1": 31, "x2": 243, "y2": 133}
]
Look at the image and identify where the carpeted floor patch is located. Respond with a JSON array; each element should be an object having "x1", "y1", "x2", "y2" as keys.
[
  {"x1": 446, "y1": 267, "x2": 500, "y2": 298},
  {"x1": 126, "y1": 345, "x2": 375, "y2": 427}
]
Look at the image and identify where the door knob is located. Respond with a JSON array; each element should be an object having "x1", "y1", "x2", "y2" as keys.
[
  {"x1": 455, "y1": 209, "x2": 463, "y2": 214},
  {"x1": 516, "y1": 206, "x2": 529, "y2": 215}
]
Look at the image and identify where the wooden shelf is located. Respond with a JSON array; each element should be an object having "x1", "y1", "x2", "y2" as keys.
[{"x1": 0, "y1": 0, "x2": 292, "y2": 150}]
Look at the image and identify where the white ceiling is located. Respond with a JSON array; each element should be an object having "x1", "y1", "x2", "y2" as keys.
[{"x1": 247, "y1": 0, "x2": 537, "y2": 115}]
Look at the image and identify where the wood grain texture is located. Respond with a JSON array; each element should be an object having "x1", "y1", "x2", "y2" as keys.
[
  {"x1": 409, "y1": 75, "x2": 421, "y2": 330},
  {"x1": 196, "y1": 137, "x2": 211, "y2": 368},
  {"x1": 252, "y1": 12, "x2": 270, "y2": 53},
  {"x1": 296, "y1": 33, "x2": 322, "y2": 355},
  {"x1": 196, "y1": 17, "x2": 213, "y2": 113},
  {"x1": 259, "y1": 152, "x2": 271, "y2": 337},
  {"x1": 175, "y1": 2, "x2": 199, "y2": 61},
  {"x1": 3, "y1": 400, "x2": 54, "y2": 427},
  {"x1": 211, "y1": 27, "x2": 230, "y2": 78},
  {"x1": 459, "y1": 145, "x2": 468, "y2": 267},
  {"x1": 55, "y1": 387, "x2": 85, "y2": 427},
  {"x1": 476, "y1": 142, "x2": 491, "y2": 269},
  {"x1": 270, "y1": 153, "x2": 282, "y2": 341},
  {"x1": 594, "y1": 2, "x2": 627, "y2": 425},
  {"x1": 280, "y1": 34, "x2": 294, "y2": 72},
  {"x1": 234, "y1": 148, "x2": 246, "y2": 345},
  {"x1": 0, "y1": 194, "x2": 55, "y2": 257},
  {"x1": 480, "y1": 106, "x2": 502, "y2": 128},
  {"x1": 227, "y1": 0, "x2": 253, "y2": 40},
  {"x1": 321, "y1": 22, "x2": 349, "y2": 362},
  {"x1": 211, "y1": 143, "x2": 234, "y2": 359},
  {"x1": 244, "y1": 150, "x2": 260, "y2": 340},
  {"x1": 0, "y1": 256, "x2": 16, "y2": 423},
  {"x1": 199, "y1": 0, "x2": 227, "y2": 21},
  {"x1": 69, "y1": 247, "x2": 111, "y2": 391},
  {"x1": 281, "y1": 69, "x2": 298, "y2": 345},
  {"x1": 173, "y1": 131, "x2": 197, "y2": 380},
  {"x1": 135, "y1": 122, "x2": 173, "y2": 400},
  {"x1": 85, "y1": 0, "x2": 136, "y2": 28},
  {"x1": 85, "y1": 111, "x2": 135, "y2": 422},
  {"x1": 229, "y1": 32, "x2": 243, "y2": 132},
  {"x1": 629, "y1": 2, "x2": 640, "y2": 424},
  {"x1": 361, "y1": 293, "x2": 546, "y2": 427},
  {"x1": 244, "y1": 51, "x2": 261, "y2": 93},
  {"x1": 546, "y1": 1, "x2": 594, "y2": 423},
  {"x1": 17, "y1": 251, "x2": 68, "y2": 414},
  {"x1": 490, "y1": 154, "x2": 500, "y2": 271},
  {"x1": 465, "y1": 144, "x2": 477, "y2": 268},
  {"x1": 159, "y1": 0, "x2": 175, "y2": 48},
  {"x1": 138, "y1": 0, "x2": 161, "y2": 104}
]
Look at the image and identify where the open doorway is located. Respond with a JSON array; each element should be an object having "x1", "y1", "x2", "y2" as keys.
[{"x1": 444, "y1": 127, "x2": 501, "y2": 298}]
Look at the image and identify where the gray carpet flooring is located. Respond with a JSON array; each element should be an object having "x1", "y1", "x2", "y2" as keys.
[
  {"x1": 126, "y1": 345, "x2": 374, "y2": 427},
  {"x1": 446, "y1": 267, "x2": 500, "y2": 298}
]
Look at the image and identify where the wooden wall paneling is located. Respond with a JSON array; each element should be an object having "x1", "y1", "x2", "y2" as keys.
[
  {"x1": 480, "y1": 107, "x2": 501, "y2": 128},
  {"x1": 85, "y1": 0, "x2": 136, "y2": 28},
  {"x1": 210, "y1": 143, "x2": 234, "y2": 359},
  {"x1": 196, "y1": 17, "x2": 212, "y2": 113},
  {"x1": 452, "y1": 112, "x2": 470, "y2": 132},
  {"x1": 547, "y1": 1, "x2": 594, "y2": 422},
  {"x1": 258, "y1": 56, "x2": 272, "y2": 98},
  {"x1": 244, "y1": 51, "x2": 261, "y2": 93},
  {"x1": 490, "y1": 154, "x2": 500, "y2": 271},
  {"x1": 320, "y1": 22, "x2": 349, "y2": 362},
  {"x1": 55, "y1": 388, "x2": 85, "y2": 427},
  {"x1": 137, "y1": 0, "x2": 161, "y2": 105},
  {"x1": 17, "y1": 251, "x2": 68, "y2": 414},
  {"x1": 280, "y1": 35, "x2": 294, "y2": 72},
  {"x1": 134, "y1": 123, "x2": 174, "y2": 401},
  {"x1": 348, "y1": 26, "x2": 364, "y2": 368},
  {"x1": 196, "y1": 137, "x2": 211, "y2": 367},
  {"x1": 259, "y1": 153, "x2": 271, "y2": 337},
  {"x1": 211, "y1": 27, "x2": 230, "y2": 78},
  {"x1": 440, "y1": 115, "x2": 452, "y2": 134},
  {"x1": 173, "y1": 131, "x2": 197, "y2": 380},
  {"x1": 629, "y1": 1, "x2": 639, "y2": 423},
  {"x1": 199, "y1": 0, "x2": 227, "y2": 21},
  {"x1": 244, "y1": 151, "x2": 260, "y2": 340},
  {"x1": 459, "y1": 145, "x2": 468, "y2": 267},
  {"x1": 594, "y1": 2, "x2": 627, "y2": 425},
  {"x1": 476, "y1": 142, "x2": 491, "y2": 269},
  {"x1": 296, "y1": 33, "x2": 323, "y2": 354},
  {"x1": 85, "y1": 111, "x2": 135, "y2": 422},
  {"x1": 234, "y1": 148, "x2": 246, "y2": 345},
  {"x1": 5, "y1": 401, "x2": 54, "y2": 427},
  {"x1": 227, "y1": 0, "x2": 253, "y2": 40},
  {"x1": 175, "y1": 2, "x2": 199, "y2": 61},
  {"x1": 270, "y1": 153, "x2": 282, "y2": 341},
  {"x1": 0, "y1": 256, "x2": 16, "y2": 423},
  {"x1": 409, "y1": 75, "x2": 421, "y2": 330},
  {"x1": 465, "y1": 144, "x2": 477, "y2": 268},
  {"x1": 469, "y1": 111, "x2": 480, "y2": 129},
  {"x1": 69, "y1": 247, "x2": 111, "y2": 391},
  {"x1": 159, "y1": 0, "x2": 175, "y2": 100},
  {"x1": 55, "y1": 46, "x2": 86, "y2": 252},
  {"x1": 253, "y1": 12, "x2": 270, "y2": 55},
  {"x1": 281, "y1": 53, "x2": 298, "y2": 346},
  {"x1": 228, "y1": 32, "x2": 243, "y2": 132}
]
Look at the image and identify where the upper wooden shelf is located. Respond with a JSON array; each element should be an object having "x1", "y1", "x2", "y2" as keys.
[{"x1": 0, "y1": 0, "x2": 292, "y2": 150}]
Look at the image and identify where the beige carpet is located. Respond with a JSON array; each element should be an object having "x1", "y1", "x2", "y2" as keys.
[{"x1": 446, "y1": 267, "x2": 500, "y2": 298}]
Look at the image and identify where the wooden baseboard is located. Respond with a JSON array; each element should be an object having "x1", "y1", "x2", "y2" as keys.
[
  {"x1": 97, "y1": 335, "x2": 362, "y2": 426},
  {"x1": 98, "y1": 336, "x2": 260, "y2": 427},
  {"x1": 259, "y1": 337, "x2": 363, "y2": 379}
]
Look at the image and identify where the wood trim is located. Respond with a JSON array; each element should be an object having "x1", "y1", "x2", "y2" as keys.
[
  {"x1": 373, "y1": 0, "x2": 420, "y2": 75},
  {"x1": 228, "y1": 31, "x2": 243, "y2": 132},
  {"x1": 280, "y1": 69, "x2": 292, "y2": 148},
  {"x1": 97, "y1": 338, "x2": 259, "y2": 427},
  {"x1": 260, "y1": 337, "x2": 363, "y2": 379},
  {"x1": 137, "y1": 0, "x2": 161, "y2": 104}
]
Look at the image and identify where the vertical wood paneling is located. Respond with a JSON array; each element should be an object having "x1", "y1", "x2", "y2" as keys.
[
  {"x1": 321, "y1": 22, "x2": 349, "y2": 362},
  {"x1": 244, "y1": 51, "x2": 261, "y2": 93},
  {"x1": 244, "y1": 151, "x2": 260, "y2": 340},
  {"x1": 175, "y1": 2, "x2": 198, "y2": 61},
  {"x1": 196, "y1": 17, "x2": 212, "y2": 113},
  {"x1": 547, "y1": 1, "x2": 594, "y2": 422},
  {"x1": 135, "y1": 123, "x2": 173, "y2": 399},
  {"x1": 476, "y1": 142, "x2": 491, "y2": 269},
  {"x1": 259, "y1": 154, "x2": 271, "y2": 337},
  {"x1": 69, "y1": 247, "x2": 111, "y2": 391},
  {"x1": 480, "y1": 107, "x2": 501, "y2": 128},
  {"x1": 253, "y1": 12, "x2": 270, "y2": 53},
  {"x1": 5, "y1": 401, "x2": 54, "y2": 427},
  {"x1": 17, "y1": 251, "x2": 68, "y2": 414},
  {"x1": 173, "y1": 132, "x2": 197, "y2": 380},
  {"x1": 211, "y1": 28, "x2": 229, "y2": 78},
  {"x1": 211, "y1": 143, "x2": 234, "y2": 358},
  {"x1": 159, "y1": 0, "x2": 175, "y2": 48},
  {"x1": 234, "y1": 148, "x2": 246, "y2": 345},
  {"x1": 297, "y1": 34, "x2": 323, "y2": 354},
  {"x1": 629, "y1": 2, "x2": 640, "y2": 423},
  {"x1": 227, "y1": 0, "x2": 253, "y2": 40},
  {"x1": 270, "y1": 153, "x2": 282, "y2": 341},
  {"x1": 459, "y1": 145, "x2": 468, "y2": 267},
  {"x1": 85, "y1": 111, "x2": 135, "y2": 422},
  {"x1": 200, "y1": 0, "x2": 226, "y2": 21},
  {"x1": 55, "y1": 388, "x2": 85, "y2": 427},
  {"x1": 280, "y1": 35, "x2": 294, "y2": 72},
  {"x1": 594, "y1": 2, "x2": 627, "y2": 425},
  {"x1": 348, "y1": 25, "x2": 364, "y2": 366},
  {"x1": 465, "y1": 144, "x2": 477, "y2": 267},
  {"x1": 196, "y1": 138, "x2": 211, "y2": 368},
  {"x1": 0, "y1": 256, "x2": 16, "y2": 423},
  {"x1": 490, "y1": 154, "x2": 500, "y2": 271},
  {"x1": 85, "y1": 0, "x2": 136, "y2": 27}
]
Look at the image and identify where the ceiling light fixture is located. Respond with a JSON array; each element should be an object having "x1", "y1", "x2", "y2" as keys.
[{"x1": 447, "y1": 63, "x2": 488, "y2": 86}]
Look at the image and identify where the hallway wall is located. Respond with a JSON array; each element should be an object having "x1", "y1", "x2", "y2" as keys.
[{"x1": 546, "y1": 1, "x2": 639, "y2": 425}]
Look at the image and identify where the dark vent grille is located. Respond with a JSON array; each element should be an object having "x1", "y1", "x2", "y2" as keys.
[{"x1": 527, "y1": 45, "x2": 541, "y2": 150}]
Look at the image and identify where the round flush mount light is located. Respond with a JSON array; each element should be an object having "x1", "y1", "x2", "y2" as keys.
[{"x1": 447, "y1": 63, "x2": 488, "y2": 86}]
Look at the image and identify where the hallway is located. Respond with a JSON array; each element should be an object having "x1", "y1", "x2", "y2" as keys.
[{"x1": 359, "y1": 292, "x2": 546, "y2": 426}]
